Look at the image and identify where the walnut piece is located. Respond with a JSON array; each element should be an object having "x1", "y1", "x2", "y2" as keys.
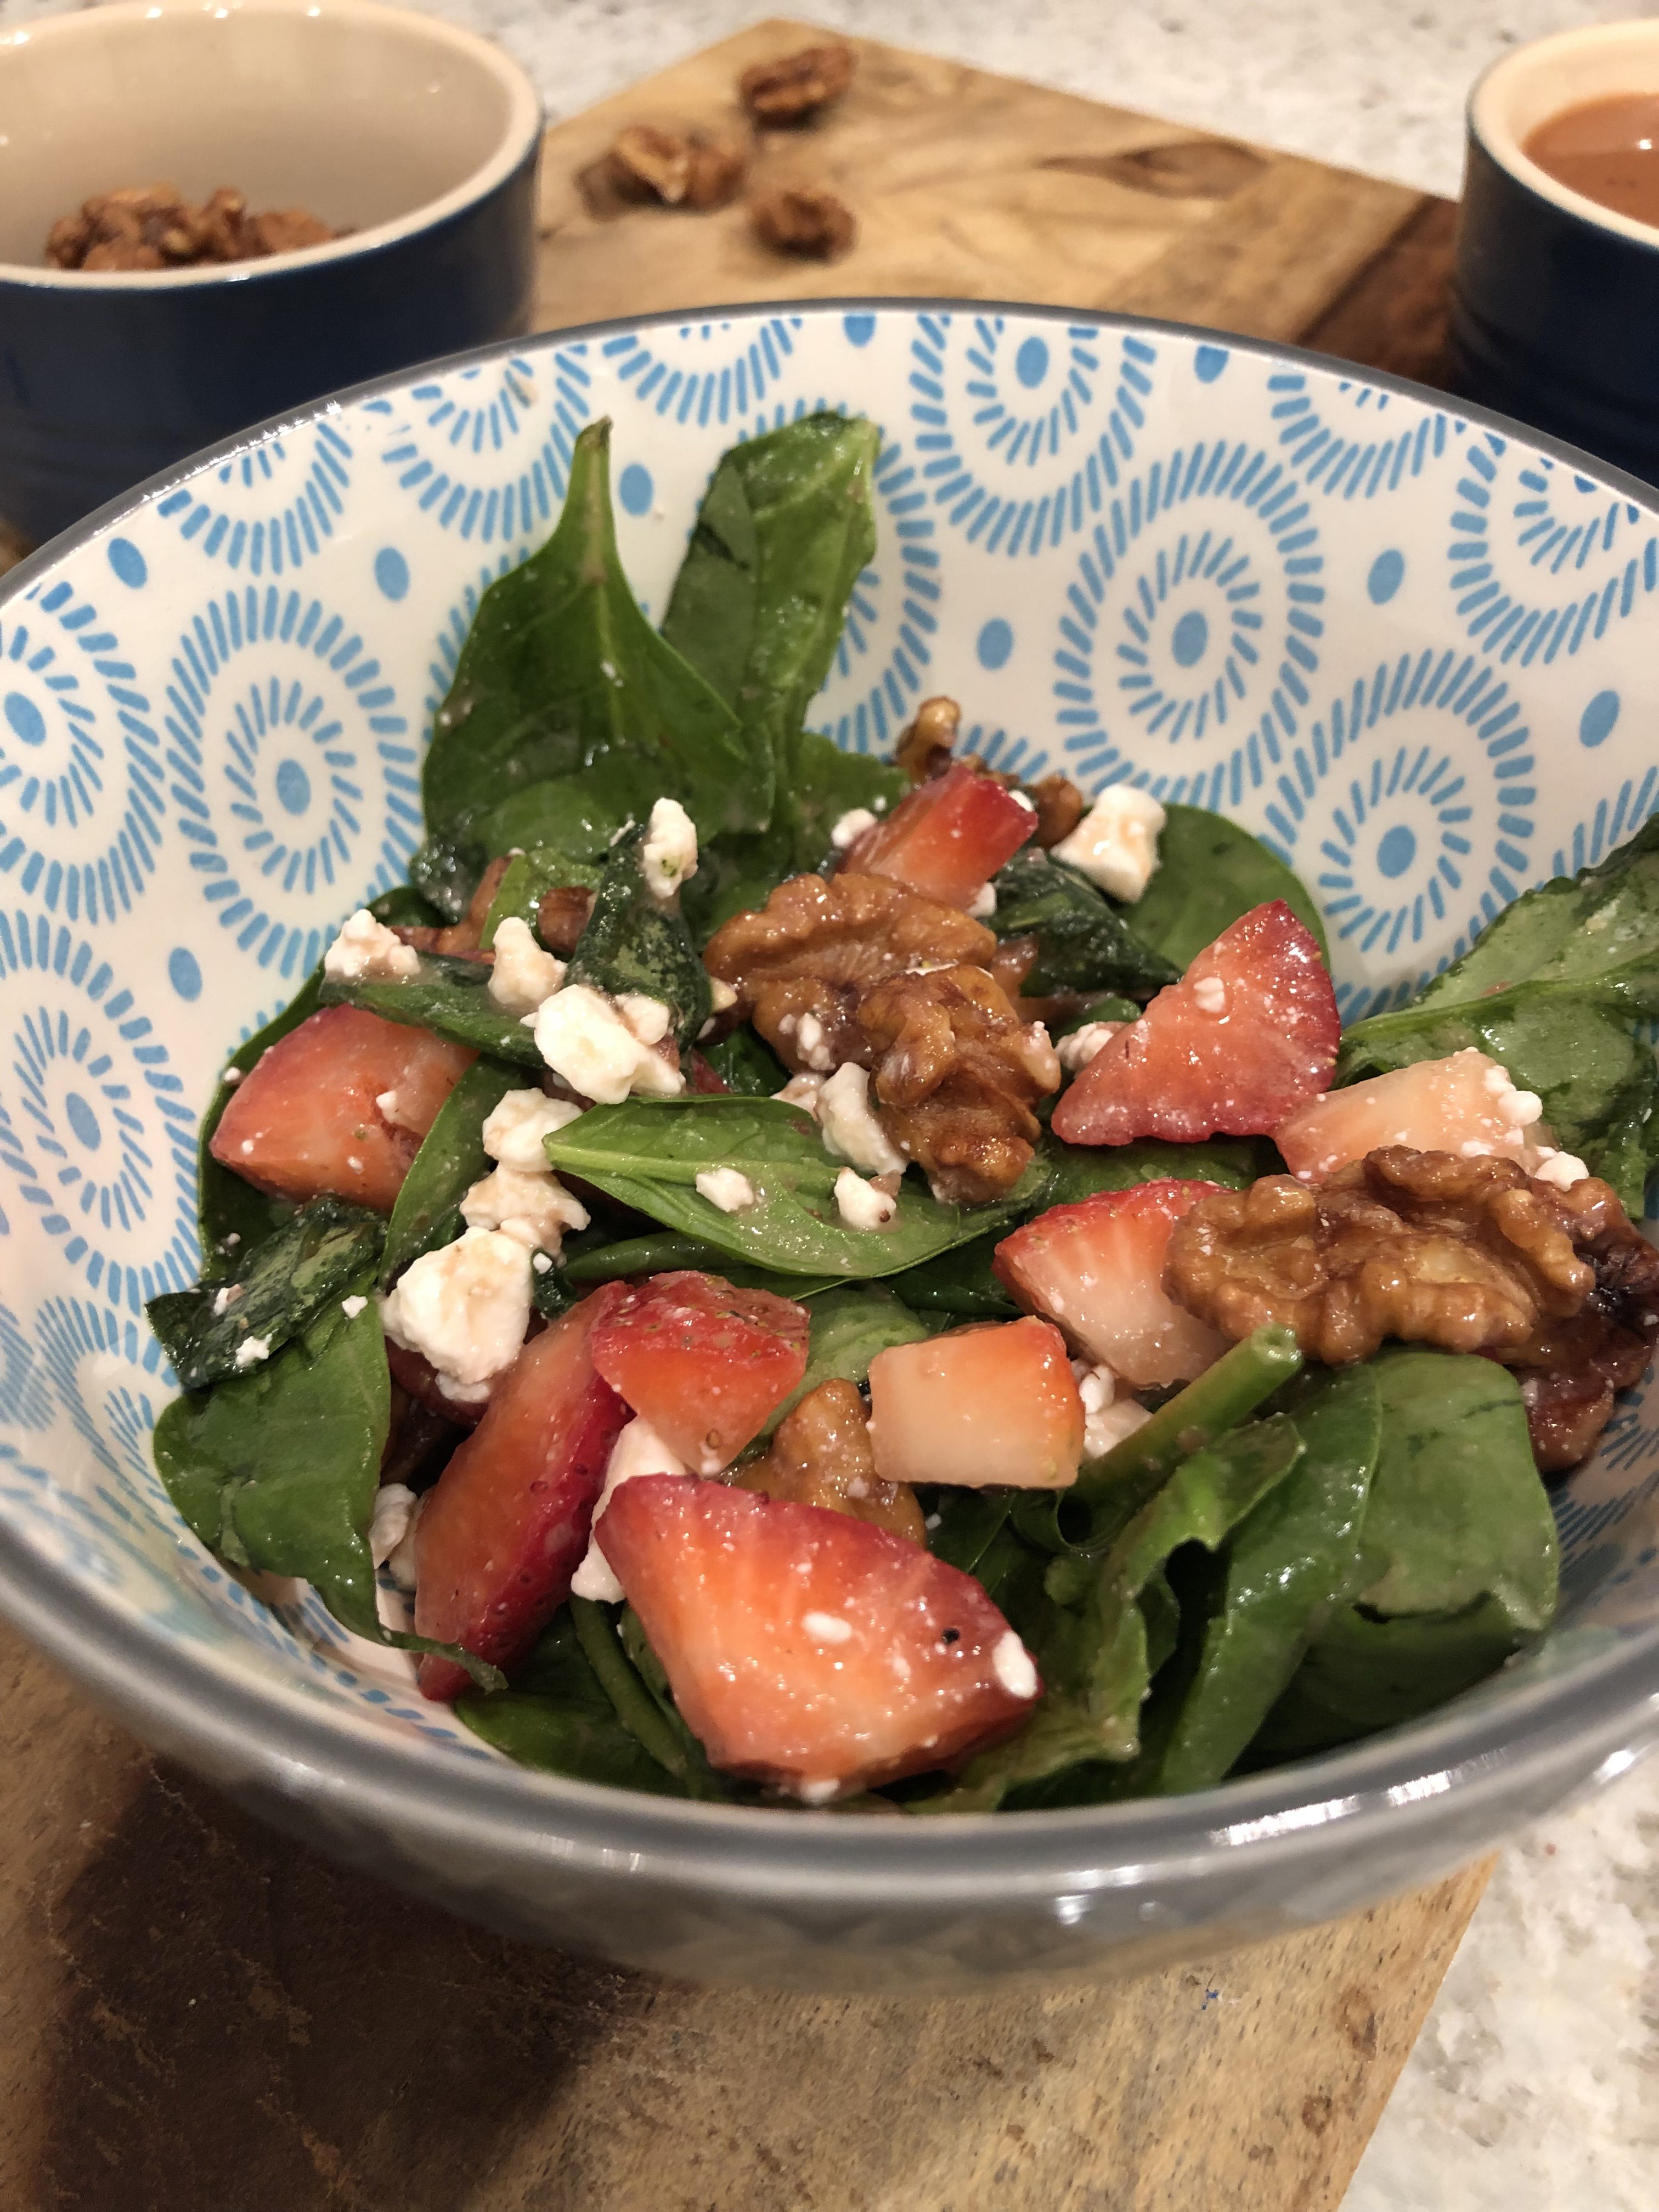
[
  {"x1": 706, "y1": 873, "x2": 994, "y2": 1004},
  {"x1": 751, "y1": 188, "x2": 856, "y2": 259},
  {"x1": 605, "y1": 123, "x2": 747, "y2": 209},
  {"x1": 859, "y1": 965, "x2": 1060, "y2": 1206},
  {"x1": 536, "y1": 883, "x2": 597, "y2": 956},
  {"x1": 46, "y1": 182, "x2": 335, "y2": 271},
  {"x1": 1507, "y1": 1175, "x2": 1659, "y2": 1470},
  {"x1": 1025, "y1": 771, "x2": 1087, "y2": 849},
  {"x1": 752, "y1": 976, "x2": 867, "y2": 1076},
  {"x1": 738, "y1": 43, "x2": 857, "y2": 126},
  {"x1": 895, "y1": 696, "x2": 962, "y2": 783},
  {"x1": 735, "y1": 1379, "x2": 924, "y2": 1544}
]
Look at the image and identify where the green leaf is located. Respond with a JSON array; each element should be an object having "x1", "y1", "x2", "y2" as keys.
[
  {"x1": 455, "y1": 1609, "x2": 684, "y2": 1793},
  {"x1": 479, "y1": 848, "x2": 605, "y2": 950},
  {"x1": 561, "y1": 1228, "x2": 837, "y2": 1300},
  {"x1": 368, "y1": 885, "x2": 444, "y2": 930},
  {"x1": 152, "y1": 1295, "x2": 498, "y2": 1686},
  {"x1": 698, "y1": 1025, "x2": 789, "y2": 1097},
  {"x1": 1130, "y1": 803, "x2": 1328, "y2": 968},
  {"x1": 544, "y1": 1096, "x2": 1046, "y2": 1280},
  {"x1": 1036, "y1": 1132, "x2": 1278, "y2": 1210},
  {"x1": 763, "y1": 1283, "x2": 931, "y2": 1433},
  {"x1": 883, "y1": 1233, "x2": 1021, "y2": 1318},
  {"x1": 989, "y1": 847, "x2": 1178, "y2": 997},
  {"x1": 422, "y1": 417, "x2": 768, "y2": 870},
  {"x1": 320, "y1": 953, "x2": 541, "y2": 1065},
  {"x1": 566, "y1": 820, "x2": 712, "y2": 1049},
  {"x1": 1049, "y1": 994, "x2": 1140, "y2": 1042},
  {"x1": 926, "y1": 1489, "x2": 1017, "y2": 1576},
  {"x1": 381, "y1": 1058, "x2": 525, "y2": 1288},
  {"x1": 146, "y1": 1198, "x2": 384, "y2": 1391},
  {"x1": 195, "y1": 968, "x2": 323, "y2": 1276}
]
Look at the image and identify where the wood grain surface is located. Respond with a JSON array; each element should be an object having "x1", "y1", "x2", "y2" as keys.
[{"x1": 0, "y1": 25, "x2": 1483, "y2": 2212}]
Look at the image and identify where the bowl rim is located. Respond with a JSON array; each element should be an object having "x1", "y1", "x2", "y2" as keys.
[
  {"x1": 1468, "y1": 19, "x2": 1659, "y2": 257},
  {"x1": 0, "y1": 0, "x2": 543, "y2": 291},
  {"x1": 3, "y1": 294, "x2": 1658, "y2": 1901}
]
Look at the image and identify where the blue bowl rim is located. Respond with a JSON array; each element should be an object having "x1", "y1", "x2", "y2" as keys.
[{"x1": 2, "y1": 294, "x2": 1657, "y2": 1904}]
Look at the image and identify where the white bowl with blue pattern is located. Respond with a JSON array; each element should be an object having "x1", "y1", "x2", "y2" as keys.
[{"x1": 2, "y1": 302, "x2": 1657, "y2": 1991}]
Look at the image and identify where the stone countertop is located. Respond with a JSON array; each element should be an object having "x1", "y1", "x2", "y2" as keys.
[{"x1": 2, "y1": 2, "x2": 1656, "y2": 2205}]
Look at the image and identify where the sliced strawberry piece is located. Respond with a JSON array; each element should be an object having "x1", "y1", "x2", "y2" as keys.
[
  {"x1": 994, "y1": 1180, "x2": 1228, "y2": 1387},
  {"x1": 842, "y1": 762, "x2": 1035, "y2": 909},
  {"x1": 598, "y1": 1477, "x2": 1040, "y2": 1797},
  {"x1": 1275, "y1": 1047, "x2": 1554, "y2": 1184},
  {"x1": 589, "y1": 1271, "x2": 810, "y2": 1474},
  {"x1": 414, "y1": 1285, "x2": 633, "y2": 1700},
  {"x1": 211, "y1": 1005, "x2": 474, "y2": 1214},
  {"x1": 1051, "y1": 900, "x2": 1338, "y2": 1146},
  {"x1": 865, "y1": 1317, "x2": 1084, "y2": 1488}
]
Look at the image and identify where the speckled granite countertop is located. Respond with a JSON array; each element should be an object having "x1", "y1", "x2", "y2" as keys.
[{"x1": 4, "y1": 1, "x2": 1656, "y2": 2203}]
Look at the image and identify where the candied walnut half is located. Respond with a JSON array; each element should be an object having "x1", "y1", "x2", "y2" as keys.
[
  {"x1": 752, "y1": 975, "x2": 868, "y2": 1076},
  {"x1": 735, "y1": 1379, "x2": 924, "y2": 1544},
  {"x1": 705, "y1": 872, "x2": 994, "y2": 1003},
  {"x1": 859, "y1": 965, "x2": 1060, "y2": 1206},
  {"x1": 738, "y1": 43, "x2": 857, "y2": 126},
  {"x1": 604, "y1": 123, "x2": 747, "y2": 209},
  {"x1": 536, "y1": 883, "x2": 596, "y2": 956},
  {"x1": 751, "y1": 188, "x2": 856, "y2": 260},
  {"x1": 1024, "y1": 771, "x2": 1087, "y2": 850},
  {"x1": 432, "y1": 854, "x2": 511, "y2": 956},
  {"x1": 895, "y1": 696, "x2": 962, "y2": 783}
]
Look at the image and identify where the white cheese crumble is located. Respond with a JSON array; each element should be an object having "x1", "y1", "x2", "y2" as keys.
[
  {"x1": 533, "y1": 984, "x2": 685, "y2": 1105},
  {"x1": 797, "y1": 1778, "x2": 840, "y2": 1805},
  {"x1": 1009, "y1": 789, "x2": 1036, "y2": 812},
  {"x1": 340, "y1": 1294, "x2": 368, "y2": 1319},
  {"x1": 830, "y1": 805, "x2": 878, "y2": 851},
  {"x1": 1070, "y1": 1359, "x2": 1153, "y2": 1458},
  {"x1": 386, "y1": 1494, "x2": 424, "y2": 1593},
  {"x1": 1192, "y1": 975, "x2": 1228, "y2": 1016},
  {"x1": 615, "y1": 992, "x2": 673, "y2": 1046},
  {"x1": 322, "y1": 907, "x2": 420, "y2": 984},
  {"x1": 222, "y1": 1066, "x2": 242, "y2": 1085},
  {"x1": 834, "y1": 1166, "x2": 897, "y2": 1231},
  {"x1": 1051, "y1": 786, "x2": 1166, "y2": 902},
  {"x1": 1532, "y1": 1147, "x2": 1591, "y2": 1189},
  {"x1": 369, "y1": 1483, "x2": 419, "y2": 1571},
  {"x1": 817, "y1": 1063, "x2": 906, "y2": 1176},
  {"x1": 1057, "y1": 1020, "x2": 1123, "y2": 1074},
  {"x1": 776, "y1": 1073, "x2": 826, "y2": 1116},
  {"x1": 794, "y1": 1010, "x2": 834, "y2": 1071},
  {"x1": 803, "y1": 1611, "x2": 853, "y2": 1644},
  {"x1": 482, "y1": 1088, "x2": 586, "y2": 1172},
  {"x1": 708, "y1": 977, "x2": 738, "y2": 1013},
  {"x1": 640, "y1": 795, "x2": 699, "y2": 900},
  {"x1": 461, "y1": 1165, "x2": 589, "y2": 1251},
  {"x1": 571, "y1": 1415, "x2": 689, "y2": 1602},
  {"x1": 379, "y1": 1228, "x2": 531, "y2": 1404},
  {"x1": 375, "y1": 1087, "x2": 422, "y2": 1132},
  {"x1": 991, "y1": 1629, "x2": 1039, "y2": 1701},
  {"x1": 967, "y1": 882, "x2": 997, "y2": 919},
  {"x1": 695, "y1": 1167, "x2": 757, "y2": 1212},
  {"x1": 211, "y1": 1284, "x2": 239, "y2": 1318},
  {"x1": 233, "y1": 1334, "x2": 272, "y2": 1370},
  {"x1": 487, "y1": 915, "x2": 566, "y2": 1015}
]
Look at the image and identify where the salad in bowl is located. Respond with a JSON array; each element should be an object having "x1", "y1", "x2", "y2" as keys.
[{"x1": 146, "y1": 408, "x2": 1659, "y2": 1816}]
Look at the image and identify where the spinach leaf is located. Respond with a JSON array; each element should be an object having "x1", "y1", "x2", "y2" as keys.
[
  {"x1": 1049, "y1": 994, "x2": 1140, "y2": 1042},
  {"x1": 1037, "y1": 1132, "x2": 1278, "y2": 1210},
  {"x1": 698, "y1": 1025, "x2": 789, "y2": 1097},
  {"x1": 763, "y1": 1283, "x2": 931, "y2": 1432},
  {"x1": 926, "y1": 1489, "x2": 1017, "y2": 1576},
  {"x1": 147, "y1": 1198, "x2": 383, "y2": 1391},
  {"x1": 196, "y1": 968, "x2": 323, "y2": 1276},
  {"x1": 919, "y1": 1415, "x2": 1304, "y2": 1812},
  {"x1": 1154, "y1": 1363, "x2": 1382, "y2": 1792},
  {"x1": 320, "y1": 954, "x2": 540, "y2": 1065},
  {"x1": 989, "y1": 848, "x2": 1178, "y2": 997},
  {"x1": 566, "y1": 820, "x2": 712, "y2": 1049},
  {"x1": 1130, "y1": 803, "x2": 1328, "y2": 967},
  {"x1": 455, "y1": 1609, "x2": 684, "y2": 1793},
  {"x1": 422, "y1": 417, "x2": 767, "y2": 881},
  {"x1": 561, "y1": 1229, "x2": 836, "y2": 1300},
  {"x1": 152, "y1": 1295, "x2": 498, "y2": 1685},
  {"x1": 562, "y1": 1600, "x2": 733, "y2": 1799},
  {"x1": 544, "y1": 1096, "x2": 1046, "y2": 1280},
  {"x1": 479, "y1": 848, "x2": 605, "y2": 950},
  {"x1": 369, "y1": 885, "x2": 444, "y2": 930},
  {"x1": 381, "y1": 1058, "x2": 524, "y2": 1288},
  {"x1": 884, "y1": 1234, "x2": 1021, "y2": 1318}
]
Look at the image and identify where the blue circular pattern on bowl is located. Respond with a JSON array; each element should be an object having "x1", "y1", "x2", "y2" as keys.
[{"x1": 0, "y1": 304, "x2": 1656, "y2": 1940}]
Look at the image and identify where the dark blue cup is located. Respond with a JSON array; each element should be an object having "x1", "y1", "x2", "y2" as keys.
[
  {"x1": 0, "y1": 0, "x2": 543, "y2": 549},
  {"x1": 1451, "y1": 22, "x2": 1659, "y2": 488}
]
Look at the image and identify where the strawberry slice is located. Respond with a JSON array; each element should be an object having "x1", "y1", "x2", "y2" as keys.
[
  {"x1": 211, "y1": 1005, "x2": 475, "y2": 1214},
  {"x1": 1275, "y1": 1047, "x2": 1554, "y2": 1184},
  {"x1": 597, "y1": 1477, "x2": 1041, "y2": 1798},
  {"x1": 589, "y1": 1271, "x2": 810, "y2": 1474},
  {"x1": 842, "y1": 762, "x2": 1035, "y2": 909},
  {"x1": 994, "y1": 1180, "x2": 1228, "y2": 1387},
  {"x1": 865, "y1": 1317, "x2": 1084, "y2": 1488},
  {"x1": 1051, "y1": 900, "x2": 1338, "y2": 1146},
  {"x1": 414, "y1": 1285, "x2": 633, "y2": 1700}
]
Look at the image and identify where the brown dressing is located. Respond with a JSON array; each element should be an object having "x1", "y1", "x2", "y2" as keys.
[{"x1": 1523, "y1": 93, "x2": 1659, "y2": 228}]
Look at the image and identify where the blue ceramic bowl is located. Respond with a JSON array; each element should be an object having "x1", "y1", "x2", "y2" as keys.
[
  {"x1": 1, "y1": 301, "x2": 1657, "y2": 1991},
  {"x1": 0, "y1": 0, "x2": 541, "y2": 548},
  {"x1": 1452, "y1": 20, "x2": 1659, "y2": 487}
]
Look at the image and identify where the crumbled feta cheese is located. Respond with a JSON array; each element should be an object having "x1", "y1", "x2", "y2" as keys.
[
  {"x1": 640, "y1": 795, "x2": 699, "y2": 900},
  {"x1": 341, "y1": 1294, "x2": 368, "y2": 1319},
  {"x1": 323, "y1": 907, "x2": 420, "y2": 984},
  {"x1": 1481, "y1": 1060, "x2": 1543, "y2": 1128},
  {"x1": 370, "y1": 1482, "x2": 419, "y2": 1570},
  {"x1": 794, "y1": 1011, "x2": 834, "y2": 1071},
  {"x1": 830, "y1": 805, "x2": 878, "y2": 851},
  {"x1": 379, "y1": 1228, "x2": 531, "y2": 1403},
  {"x1": 1532, "y1": 1148, "x2": 1591, "y2": 1189},
  {"x1": 1057, "y1": 1020, "x2": 1123, "y2": 1074},
  {"x1": 967, "y1": 882, "x2": 997, "y2": 919},
  {"x1": 696, "y1": 1167, "x2": 757, "y2": 1212},
  {"x1": 487, "y1": 916, "x2": 566, "y2": 1015},
  {"x1": 803, "y1": 1611, "x2": 853, "y2": 1644},
  {"x1": 817, "y1": 1063, "x2": 906, "y2": 1176},
  {"x1": 1070, "y1": 1359, "x2": 1152, "y2": 1458},
  {"x1": 374, "y1": 1087, "x2": 414, "y2": 1131},
  {"x1": 1460, "y1": 1139, "x2": 1494, "y2": 1158},
  {"x1": 572, "y1": 1415, "x2": 689, "y2": 1600},
  {"x1": 990, "y1": 1629, "x2": 1039, "y2": 1700},
  {"x1": 532, "y1": 1251, "x2": 552, "y2": 1274},
  {"x1": 1051, "y1": 786, "x2": 1166, "y2": 901},
  {"x1": 481, "y1": 1088, "x2": 586, "y2": 1172},
  {"x1": 1009, "y1": 789, "x2": 1036, "y2": 812},
  {"x1": 461, "y1": 1165, "x2": 589, "y2": 1251},
  {"x1": 615, "y1": 992, "x2": 673, "y2": 1047},
  {"x1": 233, "y1": 1334, "x2": 271, "y2": 1370},
  {"x1": 708, "y1": 977, "x2": 738, "y2": 1014},
  {"x1": 1192, "y1": 975, "x2": 1228, "y2": 1017},
  {"x1": 533, "y1": 985, "x2": 685, "y2": 1105},
  {"x1": 834, "y1": 1166, "x2": 897, "y2": 1231},
  {"x1": 222, "y1": 1066, "x2": 242, "y2": 1085},
  {"x1": 776, "y1": 1073, "x2": 825, "y2": 1115},
  {"x1": 211, "y1": 1284, "x2": 240, "y2": 1318},
  {"x1": 386, "y1": 1493, "x2": 424, "y2": 1592},
  {"x1": 797, "y1": 1778, "x2": 840, "y2": 1805}
]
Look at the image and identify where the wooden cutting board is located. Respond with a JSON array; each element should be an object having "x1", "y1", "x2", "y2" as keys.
[{"x1": 1, "y1": 25, "x2": 1487, "y2": 2212}]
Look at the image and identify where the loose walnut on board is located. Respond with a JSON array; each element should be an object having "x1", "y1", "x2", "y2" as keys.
[
  {"x1": 738, "y1": 43, "x2": 857, "y2": 126},
  {"x1": 605, "y1": 123, "x2": 747, "y2": 210},
  {"x1": 751, "y1": 188, "x2": 856, "y2": 259}
]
